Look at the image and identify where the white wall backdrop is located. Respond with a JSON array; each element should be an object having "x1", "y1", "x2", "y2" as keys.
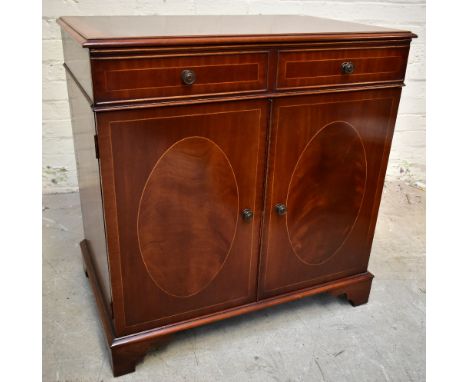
[{"x1": 42, "y1": 0, "x2": 425, "y2": 193}]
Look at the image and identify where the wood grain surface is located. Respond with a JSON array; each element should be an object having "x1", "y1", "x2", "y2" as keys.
[
  {"x1": 259, "y1": 88, "x2": 401, "y2": 299},
  {"x1": 57, "y1": 15, "x2": 415, "y2": 48},
  {"x1": 65, "y1": 71, "x2": 111, "y2": 310},
  {"x1": 60, "y1": 15, "x2": 414, "y2": 376},
  {"x1": 277, "y1": 45, "x2": 410, "y2": 89},
  {"x1": 96, "y1": 100, "x2": 268, "y2": 335},
  {"x1": 91, "y1": 51, "x2": 268, "y2": 103},
  {"x1": 137, "y1": 136, "x2": 239, "y2": 298}
]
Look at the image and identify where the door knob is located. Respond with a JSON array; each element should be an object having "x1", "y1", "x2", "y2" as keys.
[
  {"x1": 181, "y1": 69, "x2": 196, "y2": 85},
  {"x1": 275, "y1": 203, "x2": 287, "y2": 216},
  {"x1": 241, "y1": 208, "x2": 254, "y2": 221},
  {"x1": 341, "y1": 61, "x2": 354, "y2": 74}
]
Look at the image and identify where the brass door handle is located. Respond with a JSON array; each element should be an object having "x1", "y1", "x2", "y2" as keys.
[
  {"x1": 241, "y1": 208, "x2": 254, "y2": 221},
  {"x1": 275, "y1": 203, "x2": 287, "y2": 216}
]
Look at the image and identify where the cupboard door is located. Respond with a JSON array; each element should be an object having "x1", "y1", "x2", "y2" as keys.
[
  {"x1": 97, "y1": 100, "x2": 268, "y2": 335},
  {"x1": 259, "y1": 89, "x2": 401, "y2": 299}
]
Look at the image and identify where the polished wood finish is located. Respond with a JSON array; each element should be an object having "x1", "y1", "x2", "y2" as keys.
[
  {"x1": 277, "y1": 45, "x2": 409, "y2": 89},
  {"x1": 57, "y1": 15, "x2": 415, "y2": 48},
  {"x1": 96, "y1": 100, "x2": 268, "y2": 335},
  {"x1": 81, "y1": 240, "x2": 171, "y2": 377},
  {"x1": 82, "y1": 238, "x2": 373, "y2": 376},
  {"x1": 329, "y1": 273, "x2": 374, "y2": 306},
  {"x1": 259, "y1": 88, "x2": 401, "y2": 299},
  {"x1": 91, "y1": 51, "x2": 268, "y2": 103},
  {"x1": 60, "y1": 15, "x2": 415, "y2": 377},
  {"x1": 66, "y1": 73, "x2": 111, "y2": 308}
]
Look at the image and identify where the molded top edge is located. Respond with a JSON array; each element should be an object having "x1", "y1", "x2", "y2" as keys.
[{"x1": 57, "y1": 15, "x2": 416, "y2": 48}]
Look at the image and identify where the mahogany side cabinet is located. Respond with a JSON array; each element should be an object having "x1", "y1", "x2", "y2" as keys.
[{"x1": 58, "y1": 15, "x2": 415, "y2": 377}]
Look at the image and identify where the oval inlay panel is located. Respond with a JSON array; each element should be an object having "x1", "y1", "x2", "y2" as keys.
[
  {"x1": 286, "y1": 121, "x2": 367, "y2": 265},
  {"x1": 137, "y1": 136, "x2": 239, "y2": 297}
]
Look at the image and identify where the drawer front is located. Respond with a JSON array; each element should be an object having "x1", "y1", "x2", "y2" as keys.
[
  {"x1": 277, "y1": 46, "x2": 409, "y2": 89},
  {"x1": 92, "y1": 51, "x2": 268, "y2": 103}
]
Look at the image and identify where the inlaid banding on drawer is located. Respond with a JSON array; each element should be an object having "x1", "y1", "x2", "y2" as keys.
[
  {"x1": 92, "y1": 52, "x2": 268, "y2": 102},
  {"x1": 105, "y1": 63, "x2": 260, "y2": 91},
  {"x1": 285, "y1": 56, "x2": 402, "y2": 79},
  {"x1": 277, "y1": 46, "x2": 409, "y2": 89}
]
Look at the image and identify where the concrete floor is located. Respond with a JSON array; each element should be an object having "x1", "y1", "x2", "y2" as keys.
[{"x1": 43, "y1": 181, "x2": 425, "y2": 381}]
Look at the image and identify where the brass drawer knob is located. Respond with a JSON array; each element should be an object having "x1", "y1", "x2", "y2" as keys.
[
  {"x1": 275, "y1": 203, "x2": 287, "y2": 216},
  {"x1": 341, "y1": 61, "x2": 355, "y2": 74},
  {"x1": 181, "y1": 69, "x2": 196, "y2": 85}
]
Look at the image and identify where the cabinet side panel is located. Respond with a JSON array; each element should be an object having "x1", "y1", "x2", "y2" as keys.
[
  {"x1": 61, "y1": 29, "x2": 94, "y2": 101},
  {"x1": 65, "y1": 71, "x2": 111, "y2": 307}
]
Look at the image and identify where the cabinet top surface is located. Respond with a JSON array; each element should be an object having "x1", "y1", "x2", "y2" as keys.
[{"x1": 58, "y1": 15, "x2": 415, "y2": 48}]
